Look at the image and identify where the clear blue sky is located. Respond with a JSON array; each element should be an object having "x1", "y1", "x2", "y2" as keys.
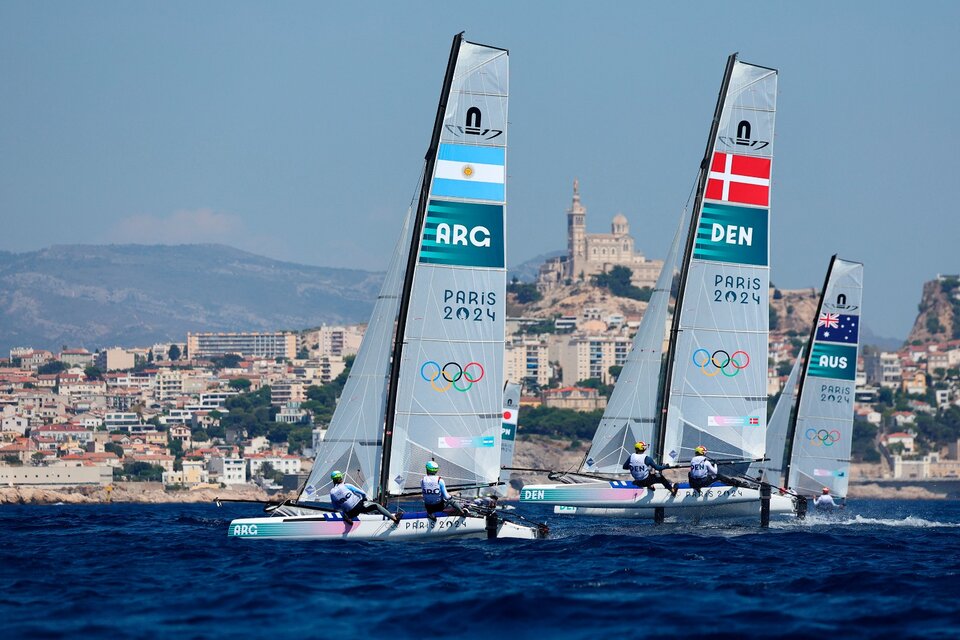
[{"x1": 1, "y1": 2, "x2": 957, "y2": 339}]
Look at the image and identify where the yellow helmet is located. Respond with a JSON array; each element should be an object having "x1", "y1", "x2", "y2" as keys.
[
  {"x1": 694, "y1": 445, "x2": 707, "y2": 456},
  {"x1": 634, "y1": 441, "x2": 647, "y2": 452}
]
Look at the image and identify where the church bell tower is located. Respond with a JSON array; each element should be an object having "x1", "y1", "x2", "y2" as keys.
[{"x1": 567, "y1": 178, "x2": 586, "y2": 280}]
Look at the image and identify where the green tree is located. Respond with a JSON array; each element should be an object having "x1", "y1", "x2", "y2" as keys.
[
  {"x1": 31, "y1": 452, "x2": 45, "y2": 465},
  {"x1": 229, "y1": 378, "x2": 252, "y2": 392},
  {"x1": 769, "y1": 306, "x2": 780, "y2": 331},
  {"x1": 608, "y1": 365, "x2": 623, "y2": 382},
  {"x1": 852, "y1": 420, "x2": 880, "y2": 462},
  {"x1": 122, "y1": 461, "x2": 165, "y2": 482},
  {"x1": 168, "y1": 344, "x2": 181, "y2": 361},
  {"x1": 576, "y1": 377, "x2": 614, "y2": 398},
  {"x1": 592, "y1": 266, "x2": 652, "y2": 301},
  {"x1": 168, "y1": 439, "x2": 184, "y2": 457},
  {"x1": 37, "y1": 361, "x2": 69, "y2": 375},
  {"x1": 3, "y1": 454, "x2": 22, "y2": 466},
  {"x1": 507, "y1": 279, "x2": 543, "y2": 304},
  {"x1": 104, "y1": 442, "x2": 124, "y2": 458},
  {"x1": 84, "y1": 365, "x2": 104, "y2": 380},
  {"x1": 211, "y1": 354, "x2": 243, "y2": 369},
  {"x1": 517, "y1": 406, "x2": 605, "y2": 440}
]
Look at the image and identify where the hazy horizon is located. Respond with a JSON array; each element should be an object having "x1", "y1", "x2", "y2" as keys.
[{"x1": 2, "y1": 2, "x2": 957, "y2": 338}]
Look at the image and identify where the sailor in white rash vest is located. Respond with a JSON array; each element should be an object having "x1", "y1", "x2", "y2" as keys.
[
  {"x1": 329, "y1": 470, "x2": 402, "y2": 526},
  {"x1": 621, "y1": 441, "x2": 678, "y2": 495},
  {"x1": 813, "y1": 487, "x2": 838, "y2": 509},
  {"x1": 688, "y1": 445, "x2": 719, "y2": 496},
  {"x1": 421, "y1": 461, "x2": 467, "y2": 522}
]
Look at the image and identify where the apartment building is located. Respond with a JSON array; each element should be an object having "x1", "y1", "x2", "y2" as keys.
[{"x1": 187, "y1": 332, "x2": 297, "y2": 360}]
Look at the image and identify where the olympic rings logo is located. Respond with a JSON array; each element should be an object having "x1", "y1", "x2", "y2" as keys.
[
  {"x1": 420, "y1": 361, "x2": 484, "y2": 392},
  {"x1": 805, "y1": 428, "x2": 841, "y2": 447},
  {"x1": 691, "y1": 349, "x2": 750, "y2": 377}
]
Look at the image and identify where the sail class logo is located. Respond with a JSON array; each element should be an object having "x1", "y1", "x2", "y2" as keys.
[
  {"x1": 807, "y1": 343, "x2": 857, "y2": 381},
  {"x1": 718, "y1": 119, "x2": 770, "y2": 151},
  {"x1": 823, "y1": 293, "x2": 859, "y2": 311},
  {"x1": 420, "y1": 200, "x2": 504, "y2": 268},
  {"x1": 705, "y1": 151, "x2": 771, "y2": 206},
  {"x1": 816, "y1": 312, "x2": 859, "y2": 344},
  {"x1": 445, "y1": 106, "x2": 503, "y2": 140},
  {"x1": 693, "y1": 202, "x2": 768, "y2": 266},
  {"x1": 432, "y1": 143, "x2": 505, "y2": 202}
]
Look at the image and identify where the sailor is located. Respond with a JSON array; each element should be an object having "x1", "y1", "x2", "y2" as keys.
[
  {"x1": 329, "y1": 470, "x2": 402, "y2": 526},
  {"x1": 469, "y1": 493, "x2": 499, "y2": 516},
  {"x1": 688, "y1": 445, "x2": 719, "y2": 496},
  {"x1": 813, "y1": 487, "x2": 837, "y2": 509},
  {"x1": 622, "y1": 441, "x2": 678, "y2": 496},
  {"x1": 421, "y1": 460, "x2": 467, "y2": 522}
]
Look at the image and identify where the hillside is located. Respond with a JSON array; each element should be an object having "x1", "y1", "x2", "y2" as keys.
[
  {"x1": 907, "y1": 277, "x2": 960, "y2": 344},
  {"x1": 770, "y1": 286, "x2": 820, "y2": 335},
  {"x1": 0, "y1": 244, "x2": 382, "y2": 352}
]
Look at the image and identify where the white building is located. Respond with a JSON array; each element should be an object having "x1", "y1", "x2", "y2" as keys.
[
  {"x1": 556, "y1": 335, "x2": 632, "y2": 386},
  {"x1": 208, "y1": 457, "x2": 246, "y2": 485},
  {"x1": 504, "y1": 338, "x2": 551, "y2": 388}
]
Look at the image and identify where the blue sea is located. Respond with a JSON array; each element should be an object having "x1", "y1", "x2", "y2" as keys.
[{"x1": 2, "y1": 499, "x2": 959, "y2": 639}]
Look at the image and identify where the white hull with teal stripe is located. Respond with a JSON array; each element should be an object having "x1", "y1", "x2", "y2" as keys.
[
  {"x1": 229, "y1": 510, "x2": 540, "y2": 541},
  {"x1": 520, "y1": 482, "x2": 796, "y2": 516}
]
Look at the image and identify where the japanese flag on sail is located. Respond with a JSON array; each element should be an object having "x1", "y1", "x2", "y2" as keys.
[{"x1": 705, "y1": 152, "x2": 771, "y2": 206}]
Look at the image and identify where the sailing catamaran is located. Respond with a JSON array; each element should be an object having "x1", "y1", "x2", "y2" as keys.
[
  {"x1": 519, "y1": 53, "x2": 797, "y2": 521},
  {"x1": 226, "y1": 34, "x2": 543, "y2": 540},
  {"x1": 763, "y1": 256, "x2": 864, "y2": 514}
]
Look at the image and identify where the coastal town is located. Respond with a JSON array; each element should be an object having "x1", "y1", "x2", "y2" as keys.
[{"x1": 2, "y1": 184, "x2": 959, "y2": 501}]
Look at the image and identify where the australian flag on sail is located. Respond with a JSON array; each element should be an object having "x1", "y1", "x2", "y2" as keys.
[
  {"x1": 432, "y1": 143, "x2": 505, "y2": 202},
  {"x1": 816, "y1": 312, "x2": 859, "y2": 344}
]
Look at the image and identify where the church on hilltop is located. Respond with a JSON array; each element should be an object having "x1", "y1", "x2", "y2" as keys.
[{"x1": 537, "y1": 180, "x2": 662, "y2": 292}]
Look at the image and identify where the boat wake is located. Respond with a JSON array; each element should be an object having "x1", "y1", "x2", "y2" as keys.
[{"x1": 776, "y1": 513, "x2": 960, "y2": 529}]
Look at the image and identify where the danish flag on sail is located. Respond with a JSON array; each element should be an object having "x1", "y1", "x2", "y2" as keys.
[{"x1": 705, "y1": 152, "x2": 771, "y2": 206}]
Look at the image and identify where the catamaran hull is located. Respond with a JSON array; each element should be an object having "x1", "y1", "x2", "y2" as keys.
[
  {"x1": 520, "y1": 481, "x2": 797, "y2": 518},
  {"x1": 228, "y1": 511, "x2": 542, "y2": 541}
]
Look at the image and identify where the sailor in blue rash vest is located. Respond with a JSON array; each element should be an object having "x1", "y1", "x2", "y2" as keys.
[
  {"x1": 421, "y1": 461, "x2": 467, "y2": 521},
  {"x1": 622, "y1": 441, "x2": 678, "y2": 495},
  {"x1": 329, "y1": 470, "x2": 402, "y2": 525},
  {"x1": 688, "y1": 445, "x2": 719, "y2": 496}
]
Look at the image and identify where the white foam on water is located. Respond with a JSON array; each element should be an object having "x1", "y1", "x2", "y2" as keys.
[
  {"x1": 772, "y1": 513, "x2": 960, "y2": 529},
  {"x1": 835, "y1": 514, "x2": 960, "y2": 528}
]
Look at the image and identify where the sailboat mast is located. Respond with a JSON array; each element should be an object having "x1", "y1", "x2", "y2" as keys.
[
  {"x1": 782, "y1": 254, "x2": 837, "y2": 487},
  {"x1": 377, "y1": 33, "x2": 464, "y2": 504},
  {"x1": 654, "y1": 53, "x2": 738, "y2": 461}
]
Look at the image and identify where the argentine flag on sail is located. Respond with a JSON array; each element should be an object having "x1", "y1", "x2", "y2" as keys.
[{"x1": 432, "y1": 143, "x2": 505, "y2": 202}]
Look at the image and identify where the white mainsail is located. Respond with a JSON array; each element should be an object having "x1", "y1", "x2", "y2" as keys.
[
  {"x1": 786, "y1": 258, "x2": 863, "y2": 498},
  {"x1": 660, "y1": 57, "x2": 777, "y2": 469},
  {"x1": 301, "y1": 207, "x2": 413, "y2": 501},
  {"x1": 762, "y1": 346, "x2": 803, "y2": 489},
  {"x1": 386, "y1": 40, "x2": 509, "y2": 495}
]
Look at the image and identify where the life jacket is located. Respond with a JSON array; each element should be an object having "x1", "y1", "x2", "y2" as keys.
[
  {"x1": 421, "y1": 475, "x2": 444, "y2": 505},
  {"x1": 689, "y1": 455, "x2": 715, "y2": 479},
  {"x1": 628, "y1": 453, "x2": 650, "y2": 481},
  {"x1": 329, "y1": 483, "x2": 362, "y2": 512}
]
